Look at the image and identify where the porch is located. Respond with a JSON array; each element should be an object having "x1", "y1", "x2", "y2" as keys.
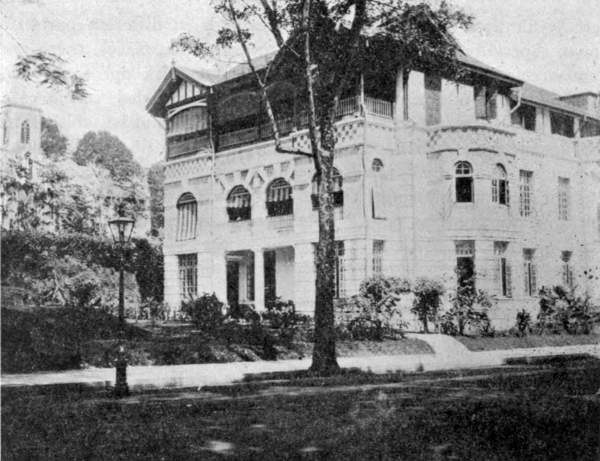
[{"x1": 226, "y1": 247, "x2": 295, "y2": 310}]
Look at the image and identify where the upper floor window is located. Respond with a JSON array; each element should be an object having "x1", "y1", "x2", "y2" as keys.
[
  {"x1": 371, "y1": 158, "x2": 384, "y2": 172},
  {"x1": 266, "y1": 178, "x2": 293, "y2": 217},
  {"x1": 455, "y1": 161, "x2": 473, "y2": 203},
  {"x1": 519, "y1": 170, "x2": 533, "y2": 217},
  {"x1": 176, "y1": 192, "x2": 197, "y2": 240},
  {"x1": 424, "y1": 74, "x2": 442, "y2": 126},
  {"x1": 581, "y1": 119, "x2": 600, "y2": 138},
  {"x1": 226, "y1": 185, "x2": 251, "y2": 221},
  {"x1": 558, "y1": 177, "x2": 570, "y2": 220},
  {"x1": 311, "y1": 168, "x2": 343, "y2": 209},
  {"x1": 511, "y1": 103, "x2": 536, "y2": 131},
  {"x1": 2, "y1": 119, "x2": 8, "y2": 144},
  {"x1": 20, "y1": 120, "x2": 30, "y2": 144},
  {"x1": 474, "y1": 85, "x2": 497, "y2": 120},
  {"x1": 167, "y1": 107, "x2": 207, "y2": 137},
  {"x1": 492, "y1": 164, "x2": 509, "y2": 205},
  {"x1": 561, "y1": 251, "x2": 574, "y2": 289},
  {"x1": 550, "y1": 112, "x2": 574, "y2": 138}
]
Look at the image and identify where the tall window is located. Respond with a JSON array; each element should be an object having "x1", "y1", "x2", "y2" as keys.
[
  {"x1": 311, "y1": 168, "x2": 343, "y2": 209},
  {"x1": 266, "y1": 178, "x2": 293, "y2": 217},
  {"x1": 178, "y1": 254, "x2": 198, "y2": 300},
  {"x1": 523, "y1": 249, "x2": 537, "y2": 296},
  {"x1": 424, "y1": 74, "x2": 442, "y2": 126},
  {"x1": 455, "y1": 240, "x2": 475, "y2": 291},
  {"x1": 561, "y1": 251, "x2": 573, "y2": 289},
  {"x1": 372, "y1": 240, "x2": 384, "y2": 275},
  {"x1": 2, "y1": 119, "x2": 8, "y2": 144},
  {"x1": 455, "y1": 161, "x2": 473, "y2": 203},
  {"x1": 176, "y1": 192, "x2": 198, "y2": 240},
  {"x1": 494, "y1": 242, "x2": 512, "y2": 297},
  {"x1": 558, "y1": 177, "x2": 570, "y2": 220},
  {"x1": 519, "y1": 170, "x2": 533, "y2": 217},
  {"x1": 226, "y1": 185, "x2": 251, "y2": 221},
  {"x1": 492, "y1": 164, "x2": 509, "y2": 205},
  {"x1": 335, "y1": 241, "x2": 346, "y2": 298},
  {"x1": 371, "y1": 158, "x2": 386, "y2": 218},
  {"x1": 20, "y1": 120, "x2": 30, "y2": 144},
  {"x1": 474, "y1": 85, "x2": 497, "y2": 120},
  {"x1": 167, "y1": 107, "x2": 207, "y2": 137}
]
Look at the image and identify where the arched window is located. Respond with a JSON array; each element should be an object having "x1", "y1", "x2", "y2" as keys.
[
  {"x1": 266, "y1": 178, "x2": 293, "y2": 216},
  {"x1": 176, "y1": 192, "x2": 197, "y2": 240},
  {"x1": 371, "y1": 158, "x2": 384, "y2": 172},
  {"x1": 311, "y1": 168, "x2": 343, "y2": 209},
  {"x1": 226, "y1": 185, "x2": 251, "y2": 221},
  {"x1": 455, "y1": 161, "x2": 473, "y2": 203},
  {"x1": 492, "y1": 163, "x2": 509, "y2": 205},
  {"x1": 20, "y1": 120, "x2": 30, "y2": 144}
]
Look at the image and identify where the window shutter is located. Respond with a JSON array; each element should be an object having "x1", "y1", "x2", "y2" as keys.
[
  {"x1": 505, "y1": 181, "x2": 510, "y2": 205},
  {"x1": 425, "y1": 75, "x2": 442, "y2": 126},
  {"x1": 474, "y1": 86, "x2": 487, "y2": 119},
  {"x1": 530, "y1": 264, "x2": 537, "y2": 295},
  {"x1": 523, "y1": 262, "x2": 529, "y2": 296},
  {"x1": 505, "y1": 263, "x2": 512, "y2": 297},
  {"x1": 493, "y1": 258, "x2": 501, "y2": 293},
  {"x1": 492, "y1": 179, "x2": 498, "y2": 202}
]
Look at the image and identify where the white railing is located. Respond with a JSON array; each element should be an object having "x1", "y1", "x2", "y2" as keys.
[{"x1": 365, "y1": 96, "x2": 393, "y2": 118}]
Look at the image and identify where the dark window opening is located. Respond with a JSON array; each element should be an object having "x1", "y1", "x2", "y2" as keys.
[
  {"x1": 226, "y1": 185, "x2": 251, "y2": 221},
  {"x1": 475, "y1": 85, "x2": 497, "y2": 120},
  {"x1": 266, "y1": 178, "x2": 293, "y2": 217},
  {"x1": 511, "y1": 103, "x2": 536, "y2": 131},
  {"x1": 550, "y1": 112, "x2": 575, "y2": 138}
]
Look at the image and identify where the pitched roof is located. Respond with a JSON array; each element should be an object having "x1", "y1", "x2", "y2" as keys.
[{"x1": 519, "y1": 83, "x2": 599, "y2": 119}]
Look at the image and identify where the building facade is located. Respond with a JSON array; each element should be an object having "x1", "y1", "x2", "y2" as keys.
[{"x1": 147, "y1": 53, "x2": 600, "y2": 328}]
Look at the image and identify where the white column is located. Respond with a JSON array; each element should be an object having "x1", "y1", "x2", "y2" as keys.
[
  {"x1": 253, "y1": 248, "x2": 265, "y2": 311},
  {"x1": 212, "y1": 249, "x2": 227, "y2": 303}
]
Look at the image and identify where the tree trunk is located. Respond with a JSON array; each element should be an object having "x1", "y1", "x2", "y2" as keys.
[{"x1": 310, "y1": 122, "x2": 340, "y2": 375}]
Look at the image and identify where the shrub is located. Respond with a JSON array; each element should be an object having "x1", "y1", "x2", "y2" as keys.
[
  {"x1": 359, "y1": 275, "x2": 411, "y2": 304},
  {"x1": 339, "y1": 292, "x2": 406, "y2": 341},
  {"x1": 262, "y1": 298, "x2": 309, "y2": 344},
  {"x1": 444, "y1": 279, "x2": 495, "y2": 336},
  {"x1": 536, "y1": 286, "x2": 599, "y2": 334},
  {"x1": 182, "y1": 293, "x2": 225, "y2": 330},
  {"x1": 228, "y1": 303, "x2": 261, "y2": 323},
  {"x1": 140, "y1": 298, "x2": 168, "y2": 325},
  {"x1": 411, "y1": 277, "x2": 445, "y2": 333},
  {"x1": 516, "y1": 309, "x2": 532, "y2": 336}
]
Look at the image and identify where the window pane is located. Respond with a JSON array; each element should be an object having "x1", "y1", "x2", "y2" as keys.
[{"x1": 456, "y1": 177, "x2": 473, "y2": 202}]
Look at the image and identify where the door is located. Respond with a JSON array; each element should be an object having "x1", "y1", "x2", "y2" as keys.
[
  {"x1": 226, "y1": 260, "x2": 240, "y2": 308},
  {"x1": 264, "y1": 250, "x2": 276, "y2": 305}
]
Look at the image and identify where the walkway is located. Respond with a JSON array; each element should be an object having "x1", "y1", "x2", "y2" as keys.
[{"x1": 2, "y1": 335, "x2": 599, "y2": 390}]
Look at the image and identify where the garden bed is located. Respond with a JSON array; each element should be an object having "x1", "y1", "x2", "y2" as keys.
[{"x1": 456, "y1": 334, "x2": 600, "y2": 352}]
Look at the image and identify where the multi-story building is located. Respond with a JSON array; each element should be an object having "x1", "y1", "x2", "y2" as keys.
[{"x1": 147, "y1": 51, "x2": 600, "y2": 327}]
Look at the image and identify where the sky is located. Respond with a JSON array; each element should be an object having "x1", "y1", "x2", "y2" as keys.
[{"x1": 1, "y1": 0, "x2": 599, "y2": 168}]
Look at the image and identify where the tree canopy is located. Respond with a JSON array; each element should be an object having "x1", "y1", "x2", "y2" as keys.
[
  {"x1": 41, "y1": 117, "x2": 68, "y2": 161},
  {"x1": 72, "y1": 131, "x2": 142, "y2": 183},
  {"x1": 147, "y1": 162, "x2": 165, "y2": 236}
]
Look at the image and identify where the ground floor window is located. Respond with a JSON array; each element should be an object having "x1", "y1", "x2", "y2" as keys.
[
  {"x1": 494, "y1": 241, "x2": 512, "y2": 297},
  {"x1": 523, "y1": 249, "x2": 537, "y2": 296},
  {"x1": 455, "y1": 240, "x2": 475, "y2": 291},
  {"x1": 178, "y1": 254, "x2": 197, "y2": 301},
  {"x1": 561, "y1": 251, "x2": 573, "y2": 289},
  {"x1": 372, "y1": 240, "x2": 384, "y2": 275}
]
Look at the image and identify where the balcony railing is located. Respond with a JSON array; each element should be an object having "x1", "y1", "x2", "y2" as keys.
[
  {"x1": 217, "y1": 96, "x2": 392, "y2": 152},
  {"x1": 167, "y1": 134, "x2": 209, "y2": 159}
]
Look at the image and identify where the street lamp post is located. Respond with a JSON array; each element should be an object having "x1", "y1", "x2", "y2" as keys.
[{"x1": 108, "y1": 215, "x2": 135, "y2": 398}]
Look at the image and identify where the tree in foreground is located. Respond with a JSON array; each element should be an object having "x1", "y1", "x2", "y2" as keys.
[
  {"x1": 41, "y1": 117, "x2": 69, "y2": 161},
  {"x1": 173, "y1": 0, "x2": 471, "y2": 374}
]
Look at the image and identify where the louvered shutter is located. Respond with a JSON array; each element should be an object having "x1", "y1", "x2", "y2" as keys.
[
  {"x1": 474, "y1": 86, "x2": 487, "y2": 119},
  {"x1": 505, "y1": 263, "x2": 512, "y2": 297}
]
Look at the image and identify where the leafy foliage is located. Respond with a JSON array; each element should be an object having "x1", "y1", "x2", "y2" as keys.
[
  {"x1": 182, "y1": 293, "x2": 226, "y2": 330},
  {"x1": 516, "y1": 309, "x2": 532, "y2": 337},
  {"x1": 72, "y1": 131, "x2": 142, "y2": 183},
  {"x1": 15, "y1": 51, "x2": 88, "y2": 100},
  {"x1": 147, "y1": 161, "x2": 165, "y2": 235},
  {"x1": 442, "y1": 278, "x2": 495, "y2": 336},
  {"x1": 411, "y1": 277, "x2": 445, "y2": 333},
  {"x1": 537, "y1": 286, "x2": 600, "y2": 335},
  {"x1": 41, "y1": 117, "x2": 68, "y2": 160}
]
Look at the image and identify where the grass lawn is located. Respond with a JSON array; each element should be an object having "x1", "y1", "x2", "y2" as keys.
[
  {"x1": 1, "y1": 308, "x2": 431, "y2": 374},
  {"x1": 2, "y1": 359, "x2": 599, "y2": 460},
  {"x1": 456, "y1": 333, "x2": 600, "y2": 351}
]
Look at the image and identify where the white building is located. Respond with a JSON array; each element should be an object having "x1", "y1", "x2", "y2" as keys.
[{"x1": 147, "y1": 52, "x2": 600, "y2": 328}]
